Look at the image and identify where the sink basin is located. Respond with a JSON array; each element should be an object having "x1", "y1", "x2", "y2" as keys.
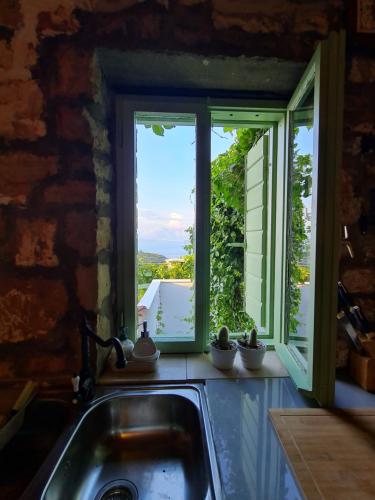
[{"x1": 41, "y1": 386, "x2": 221, "y2": 500}]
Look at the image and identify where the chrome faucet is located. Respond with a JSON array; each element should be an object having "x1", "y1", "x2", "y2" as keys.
[{"x1": 78, "y1": 316, "x2": 126, "y2": 401}]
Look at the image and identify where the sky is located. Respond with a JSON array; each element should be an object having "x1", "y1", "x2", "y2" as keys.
[
  {"x1": 136, "y1": 123, "x2": 314, "y2": 258},
  {"x1": 136, "y1": 124, "x2": 234, "y2": 258},
  {"x1": 294, "y1": 125, "x2": 314, "y2": 213}
]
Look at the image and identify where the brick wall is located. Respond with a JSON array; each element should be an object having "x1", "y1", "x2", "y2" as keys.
[{"x1": 0, "y1": 0, "x2": 374, "y2": 381}]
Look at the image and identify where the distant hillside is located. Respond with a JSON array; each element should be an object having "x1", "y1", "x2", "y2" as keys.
[{"x1": 138, "y1": 251, "x2": 167, "y2": 264}]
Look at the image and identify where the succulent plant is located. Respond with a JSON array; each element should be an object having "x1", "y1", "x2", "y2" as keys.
[
  {"x1": 249, "y1": 328, "x2": 258, "y2": 348},
  {"x1": 218, "y1": 325, "x2": 231, "y2": 349},
  {"x1": 238, "y1": 327, "x2": 260, "y2": 349},
  {"x1": 211, "y1": 325, "x2": 233, "y2": 350}
]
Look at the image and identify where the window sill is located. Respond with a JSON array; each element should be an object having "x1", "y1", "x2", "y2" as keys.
[{"x1": 98, "y1": 351, "x2": 288, "y2": 385}]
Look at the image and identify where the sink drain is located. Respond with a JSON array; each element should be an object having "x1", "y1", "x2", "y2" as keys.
[{"x1": 95, "y1": 480, "x2": 138, "y2": 500}]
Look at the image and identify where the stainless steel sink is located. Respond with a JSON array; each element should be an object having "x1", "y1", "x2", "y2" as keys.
[{"x1": 41, "y1": 385, "x2": 221, "y2": 500}]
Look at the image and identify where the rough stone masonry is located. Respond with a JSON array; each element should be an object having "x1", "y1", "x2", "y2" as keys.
[{"x1": 0, "y1": 0, "x2": 374, "y2": 381}]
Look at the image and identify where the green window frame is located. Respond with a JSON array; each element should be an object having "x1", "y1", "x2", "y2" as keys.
[
  {"x1": 115, "y1": 97, "x2": 284, "y2": 353},
  {"x1": 116, "y1": 97, "x2": 211, "y2": 353},
  {"x1": 115, "y1": 31, "x2": 344, "y2": 406},
  {"x1": 274, "y1": 31, "x2": 345, "y2": 406}
]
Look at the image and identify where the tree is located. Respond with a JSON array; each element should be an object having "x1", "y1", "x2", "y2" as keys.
[
  {"x1": 288, "y1": 128, "x2": 312, "y2": 334},
  {"x1": 137, "y1": 253, "x2": 194, "y2": 300}
]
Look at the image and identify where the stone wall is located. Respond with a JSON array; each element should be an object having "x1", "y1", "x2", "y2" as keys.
[
  {"x1": 0, "y1": 0, "x2": 374, "y2": 381},
  {"x1": 341, "y1": 53, "x2": 375, "y2": 324}
]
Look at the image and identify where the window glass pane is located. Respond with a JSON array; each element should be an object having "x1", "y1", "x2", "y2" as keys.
[
  {"x1": 286, "y1": 86, "x2": 314, "y2": 363},
  {"x1": 210, "y1": 126, "x2": 238, "y2": 336},
  {"x1": 135, "y1": 113, "x2": 196, "y2": 341},
  {"x1": 210, "y1": 125, "x2": 265, "y2": 337}
]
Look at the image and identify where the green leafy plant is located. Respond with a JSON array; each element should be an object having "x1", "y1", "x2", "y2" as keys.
[
  {"x1": 209, "y1": 128, "x2": 264, "y2": 334},
  {"x1": 155, "y1": 301, "x2": 165, "y2": 335},
  {"x1": 137, "y1": 253, "x2": 193, "y2": 300},
  {"x1": 144, "y1": 124, "x2": 174, "y2": 136},
  {"x1": 288, "y1": 128, "x2": 312, "y2": 334},
  {"x1": 146, "y1": 125, "x2": 262, "y2": 336},
  {"x1": 298, "y1": 265, "x2": 310, "y2": 283}
]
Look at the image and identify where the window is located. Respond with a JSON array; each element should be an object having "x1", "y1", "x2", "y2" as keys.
[
  {"x1": 274, "y1": 31, "x2": 345, "y2": 406},
  {"x1": 116, "y1": 98, "x2": 281, "y2": 353},
  {"x1": 115, "y1": 29, "x2": 344, "y2": 407},
  {"x1": 116, "y1": 99, "x2": 210, "y2": 353},
  {"x1": 135, "y1": 113, "x2": 196, "y2": 343}
]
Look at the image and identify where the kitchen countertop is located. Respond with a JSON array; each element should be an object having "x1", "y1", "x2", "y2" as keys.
[
  {"x1": 100, "y1": 354, "x2": 309, "y2": 499},
  {"x1": 1, "y1": 375, "x2": 315, "y2": 500},
  {"x1": 205, "y1": 377, "x2": 317, "y2": 500},
  {"x1": 5, "y1": 373, "x2": 372, "y2": 499}
]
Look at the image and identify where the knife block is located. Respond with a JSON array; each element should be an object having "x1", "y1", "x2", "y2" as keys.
[
  {"x1": 358, "y1": 334, "x2": 375, "y2": 359},
  {"x1": 349, "y1": 350, "x2": 375, "y2": 392}
]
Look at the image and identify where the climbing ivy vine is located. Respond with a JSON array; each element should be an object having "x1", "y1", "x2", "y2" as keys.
[
  {"x1": 209, "y1": 128, "x2": 264, "y2": 334},
  {"x1": 287, "y1": 127, "x2": 312, "y2": 335},
  {"x1": 142, "y1": 123, "x2": 311, "y2": 339}
]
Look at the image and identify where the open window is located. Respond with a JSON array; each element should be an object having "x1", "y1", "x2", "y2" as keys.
[
  {"x1": 274, "y1": 31, "x2": 345, "y2": 406},
  {"x1": 115, "y1": 32, "x2": 344, "y2": 404},
  {"x1": 116, "y1": 100, "x2": 210, "y2": 353},
  {"x1": 244, "y1": 133, "x2": 269, "y2": 330}
]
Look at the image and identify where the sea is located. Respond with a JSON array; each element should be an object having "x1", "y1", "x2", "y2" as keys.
[{"x1": 138, "y1": 239, "x2": 189, "y2": 259}]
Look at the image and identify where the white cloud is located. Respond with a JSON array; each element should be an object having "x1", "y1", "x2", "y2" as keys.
[
  {"x1": 169, "y1": 212, "x2": 183, "y2": 220},
  {"x1": 138, "y1": 208, "x2": 193, "y2": 241}
]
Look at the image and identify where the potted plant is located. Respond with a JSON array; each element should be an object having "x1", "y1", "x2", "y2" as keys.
[
  {"x1": 237, "y1": 327, "x2": 266, "y2": 369},
  {"x1": 210, "y1": 325, "x2": 237, "y2": 370}
]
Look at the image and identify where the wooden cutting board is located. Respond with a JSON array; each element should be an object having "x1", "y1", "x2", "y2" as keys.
[{"x1": 269, "y1": 408, "x2": 375, "y2": 500}]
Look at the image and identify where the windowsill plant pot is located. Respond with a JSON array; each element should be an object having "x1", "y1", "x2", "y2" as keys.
[
  {"x1": 237, "y1": 328, "x2": 266, "y2": 370},
  {"x1": 210, "y1": 326, "x2": 237, "y2": 370}
]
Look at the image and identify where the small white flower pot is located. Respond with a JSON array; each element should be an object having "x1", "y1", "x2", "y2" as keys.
[
  {"x1": 210, "y1": 342, "x2": 237, "y2": 370},
  {"x1": 237, "y1": 341, "x2": 266, "y2": 370}
]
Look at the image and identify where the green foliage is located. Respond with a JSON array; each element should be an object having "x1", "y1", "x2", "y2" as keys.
[
  {"x1": 138, "y1": 250, "x2": 166, "y2": 264},
  {"x1": 141, "y1": 121, "x2": 312, "y2": 341},
  {"x1": 155, "y1": 302, "x2": 165, "y2": 335},
  {"x1": 145, "y1": 124, "x2": 263, "y2": 336},
  {"x1": 137, "y1": 254, "x2": 193, "y2": 300},
  {"x1": 298, "y1": 265, "x2": 310, "y2": 283},
  {"x1": 209, "y1": 128, "x2": 263, "y2": 334},
  {"x1": 144, "y1": 124, "x2": 175, "y2": 136},
  {"x1": 288, "y1": 128, "x2": 312, "y2": 334}
]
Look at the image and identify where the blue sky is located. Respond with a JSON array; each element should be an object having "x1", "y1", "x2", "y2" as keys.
[
  {"x1": 136, "y1": 124, "x2": 313, "y2": 258},
  {"x1": 295, "y1": 126, "x2": 313, "y2": 212},
  {"x1": 136, "y1": 125, "x2": 234, "y2": 257}
]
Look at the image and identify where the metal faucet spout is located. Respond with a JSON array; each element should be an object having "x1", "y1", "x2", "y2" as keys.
[
  {"x1": 110, "y1": 336, "x2": 127, "y2": 369},
  {"x1": 78, "y1": 316, "x2": 126, "y2": 401}
]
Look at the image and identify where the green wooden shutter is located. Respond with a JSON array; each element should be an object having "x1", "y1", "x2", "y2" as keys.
[{"x1": 244, "y1": 134, "x2": 269, "y2": 327}]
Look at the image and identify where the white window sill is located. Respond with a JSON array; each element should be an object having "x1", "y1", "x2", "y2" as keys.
[{"x1": 98, "y1": 351, "x2": 288, "y2": 385}]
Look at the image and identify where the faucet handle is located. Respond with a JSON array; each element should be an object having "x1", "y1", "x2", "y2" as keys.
[
  {"x1": 80, "y1": 376, "x2": 95, "y2": 402},
  {"x1": 71, "y1": 373, "x2": 80, "y2": 404}
]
